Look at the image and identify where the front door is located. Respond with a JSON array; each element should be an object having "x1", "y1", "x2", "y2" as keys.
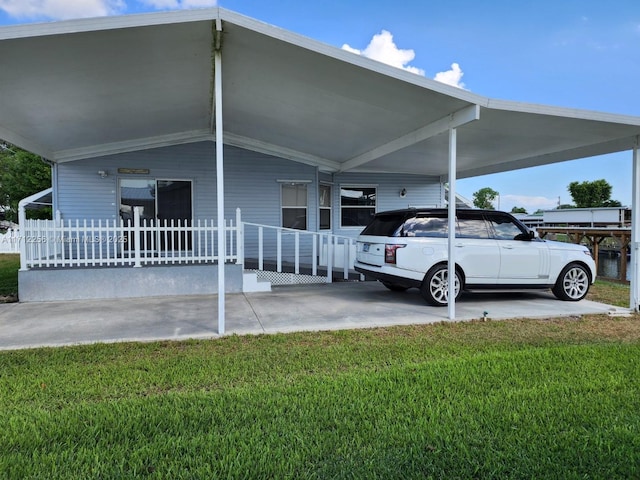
[
  {"x1": 119, "y1": 179, "x2": 193, "y2": 253},
  {"x1": 156, "y1": 180, "x2": 193, "y2": 251}
]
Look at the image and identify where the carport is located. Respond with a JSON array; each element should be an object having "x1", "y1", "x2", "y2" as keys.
[{"x1": 1, "y1": 7, "x2": 640, "y2": 332}]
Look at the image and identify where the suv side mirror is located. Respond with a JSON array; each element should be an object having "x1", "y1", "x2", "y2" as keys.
[{"x1": 514, "y1": 231, "x2": 535, "y2": 241}]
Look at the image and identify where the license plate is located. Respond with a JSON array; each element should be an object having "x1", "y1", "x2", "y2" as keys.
[{"x1": 363, "y1": 243, "x2": 370, "y2": 252}]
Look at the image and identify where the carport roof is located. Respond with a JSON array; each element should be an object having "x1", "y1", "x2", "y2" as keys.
[{"x1": 1, "y1": 8, "x2": 639, "y2": 179}]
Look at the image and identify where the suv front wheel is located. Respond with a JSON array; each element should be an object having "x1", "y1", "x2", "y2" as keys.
[
  {"x1": 552, "y1": 263, "x2": 591, "y2": 301},
  {"x1": 421, "y1": 264, "x2": 462, "y2": 306}
]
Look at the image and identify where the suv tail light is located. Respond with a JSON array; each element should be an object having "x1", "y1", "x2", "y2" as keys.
[{"x1": 385, "y1": 244, "x2": 406, "y2": 264}]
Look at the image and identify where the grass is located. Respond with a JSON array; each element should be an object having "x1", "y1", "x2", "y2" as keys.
[
  {"x1": 2, "y1": 317, "x2": 640, "y2": 478},
  {"x1": 587, "y1": 279, "x2": 631, "y2": 307},
  {"x1": 0, "y1": 254, "x2": 19, "y2": 301}
]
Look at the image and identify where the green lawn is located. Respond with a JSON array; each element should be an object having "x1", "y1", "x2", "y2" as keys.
[
  {"x1": 2, "y1": 317, "x2": 640, "y2": 478},
  {"x1": 0, "y1": 254, "x2": 19, "y2": 300}
]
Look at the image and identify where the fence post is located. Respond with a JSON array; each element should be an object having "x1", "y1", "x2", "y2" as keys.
[
  {"x1": 19, "y1": 221, "x2": 27, "y2": 271},
  {"x1": 236, "y1": 208, "x2": 244, "y2": 266},
  {"x1": 133, "y1": 206, "x2": 142, "y2": 268},
  {"x1": 326, "y1": 234, "x2": 333, "y2": 283}
]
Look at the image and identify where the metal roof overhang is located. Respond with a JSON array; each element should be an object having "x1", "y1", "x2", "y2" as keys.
[{"x1": 1, "y1": 7, "x2": 639, "y2": 179}]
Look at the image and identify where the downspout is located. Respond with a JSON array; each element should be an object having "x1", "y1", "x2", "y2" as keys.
[
  {"x1": 214, "y1": 17, "x2": 226, "y2": 334},
  {"x1": 630, "y1": 136, "x2": 640, "y2": 311}
]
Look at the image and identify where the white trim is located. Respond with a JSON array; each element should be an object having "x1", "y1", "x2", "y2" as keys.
[
  {"x1": 319, "y1": 183, "x2": 332, "y2": 231},
  {"x1": 339, "y1": 184, "x2": 377, "y2": 229},
  {"x1": 224, "y1": 132, "x2": 340, "y2": 172},
  {"x1": 340, "y1": 105, "x2": 480, "y2": 172},
  {"x1": 54, "y1": 130, "x2": 214, "y2": 163},
  {"x1": 277, "y1": 179, "x2": 312, "y2": 184},
  {"x1": 280, "y1": 182, "x2": 309, "y2": 231},
  {"x1": 0, "y1": 8, "x2": 219, "y2": 40}
]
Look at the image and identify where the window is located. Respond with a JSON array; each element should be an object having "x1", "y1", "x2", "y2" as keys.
[
  {"x1": 456, "y1": 211, "x2": 490, "y2": 239},
  {"x1": 282, "y1": 183, "x2": 307, "y2": 230},
  {"x1": 319, "y1": 184, "x2": 332, "y2": 230},
  {"x1": 341, "y1": 186, "x2": 376, "y2": 228},
  {"x1": 119, "y1": 178, "x2": 193, "y2": 251},
  {"x1": 402, "y1": 214, "x2": 448, "y2": 237},
  {"x1": 487, "y1": 214, "x2": 527, "y2": 240}
]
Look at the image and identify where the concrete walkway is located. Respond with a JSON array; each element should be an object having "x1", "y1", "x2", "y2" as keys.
[{"x1": 0, "y1": 282, "x2": 626, "y2": 350}]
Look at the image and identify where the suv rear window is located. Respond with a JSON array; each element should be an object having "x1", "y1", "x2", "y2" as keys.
[
  {"x1": 402, "y1": 214, "x2": 448, "y2": 237},
  {"x1": 360, "y1": 213, "x2": 406, "y2": 236}
]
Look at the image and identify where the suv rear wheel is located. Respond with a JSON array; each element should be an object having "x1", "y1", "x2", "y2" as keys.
[
  {"x1": 552, "y1": 263, "x2": 590, "y2": 301},
  {"x1": 420, "y1": 264, "x2": 462, "y2": 306}
]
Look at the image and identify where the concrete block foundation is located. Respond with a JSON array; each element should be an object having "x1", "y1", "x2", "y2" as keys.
[{"x1": 19, "y1": 264, "x2": 244, "y2": 302}]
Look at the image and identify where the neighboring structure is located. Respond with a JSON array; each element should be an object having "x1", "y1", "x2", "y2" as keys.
[{"x1": 1, "y1": 8, "x2": 640, "y2": 328}]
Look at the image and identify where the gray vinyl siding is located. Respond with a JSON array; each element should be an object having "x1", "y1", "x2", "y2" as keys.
[
  {"x1": 56, "y1": 142, "x2": 318, "y2": 224},
  {"x1": 55, "y1": 142, "x2": 441, "y2": 260}
]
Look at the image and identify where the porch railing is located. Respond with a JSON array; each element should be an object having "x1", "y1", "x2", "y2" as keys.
[
  {"x1": 20, "y1": 207, "x2": 240, "y2": 270},
  {"x1": 240, "y1": 219, "x2": 357, "y2": 282},
  {"x1": 19, "y1": 208, "x2": 360, "y2": 283}
]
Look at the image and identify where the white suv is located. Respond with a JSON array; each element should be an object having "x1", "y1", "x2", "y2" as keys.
[{"x1": 354, "y1": 208, "x2": 596, "y2": 306}]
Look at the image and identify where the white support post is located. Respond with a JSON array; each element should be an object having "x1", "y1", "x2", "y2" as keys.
[
  {"x1": 294, "y1": 231, "x2": 300, "y2": 274},
  {"x1": 277, "y1": 230, "x2": 282, "y2": 272},
  {"x1": 447, "y1": 128, "x2": 457, "y2": 320},
  {"x1": 631, "y1": 138, "x2": 640, "y2": 311},
  {"x1": 312, "y1": 234, "x2": 318, "y2": 276},
  {"x1": 133, "y1": 206, "x2": 142, "y2": 268},
  {"x1": 258, "y1": 227, "x2": 264, "y2": 270},
  {"x1": 214, "y1": 21, "x2": 225, "y2": 335},
  {"x1": 326, "y1": 234, "x2": 333, "y2": 283},
  {"x1": 236, "y1": 208, "x2": 244, "y2": 266}
]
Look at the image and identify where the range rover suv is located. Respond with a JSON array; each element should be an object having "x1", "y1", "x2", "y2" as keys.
[{"x1": 354, "y1": 208, "x2": 596, "y2": 306}]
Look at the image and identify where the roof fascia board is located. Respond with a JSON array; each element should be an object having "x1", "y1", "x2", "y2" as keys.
[
  {"x1": 0, "y1": 8, "x2": 220, "y2": 40},
  {"x1": 0, "y1": 124, "x2": 54, "y2": 159},
  {"x1": 218, "y1": 8, "x2": 487, "y2": 106},
  {"x1": 224, "y1": 132, "x2": 341, "y2": 172},
  {"x1": 487, "y1": 98, "x2": 640, "y2": 126},
  {"x1": 340, "y1": 104, "x2": 480, "y2": 172},
  {"x1": 53, "y1": 130, "x2": 214, "y2": 163}
]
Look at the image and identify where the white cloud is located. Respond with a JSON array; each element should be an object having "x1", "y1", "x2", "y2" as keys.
[
  {"x1": 500, "y1": 194, "x2": 559, "y2": 212},
  {"x1": 139, "y1": 0, "x2": 216, "y2": 9},
  {"x1": 0, "y1": 0, "x2": 216, "y2": 19},
  {"x1": 342, "y1": 30, "x2": 425, "y2": 76},
  {"x1": 343, "y1": 30, "x2": 469, "y2": 88},
  {"x1": 0, "y1": 0, "x2": 125, "y2": 20},
  {"x1": 434, "y1": 63, "x2": 465, "y2": 89}
]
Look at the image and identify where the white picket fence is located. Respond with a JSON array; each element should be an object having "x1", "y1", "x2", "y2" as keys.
[
  {"x1": 0, "y1": 228, "x2": 20, "y2": 254},
  {"x1": 17, "y1": 208, "x2": 359, "y2": 282},
  {"x1": 20, "y1": 207, "x2": 242, "y2": 270}
]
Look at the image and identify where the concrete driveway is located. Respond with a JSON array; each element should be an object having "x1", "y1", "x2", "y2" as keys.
[{"x1": 0, "y1": 282, "x2": 627, "y2": 350}]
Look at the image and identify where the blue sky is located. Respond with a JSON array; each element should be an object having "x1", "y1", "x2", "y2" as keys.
[{"x1": 1, "y1": 0, "x2": 639, "y2": 212}]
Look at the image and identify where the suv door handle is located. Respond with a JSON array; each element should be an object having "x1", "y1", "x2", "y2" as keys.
[{"x1": 502, "y1": 245, "x2": 515, "y2": 250}]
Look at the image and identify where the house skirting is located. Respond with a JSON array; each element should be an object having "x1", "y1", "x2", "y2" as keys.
[{"x1": 18, "y1": 264, "x2": 244, "y2": 302}]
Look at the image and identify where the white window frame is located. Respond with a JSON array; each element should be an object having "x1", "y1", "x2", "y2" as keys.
[
  {"x1": 340, "y1": 184, "x2": 377, "y2": 229},
  {"x1": 280, "y1": 181, "x2": 309, "y2": 230},
  {"x1": 319, "y1": 183, "x2": 332, "y2": 230}
]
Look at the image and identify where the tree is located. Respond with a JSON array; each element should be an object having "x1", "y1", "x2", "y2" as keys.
[
  {"x1": 0, "y1": 142, "x2": 52, "y2": 223},
  {"x1": 567, "y1": 179, "x2": 621, "y2": 208},
  {"x1": 472, "y1": 187, "x2": 498, "y2": 210},
  {"x1": 511, "y1": 206, "x2": 527, "y2": 214}
]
